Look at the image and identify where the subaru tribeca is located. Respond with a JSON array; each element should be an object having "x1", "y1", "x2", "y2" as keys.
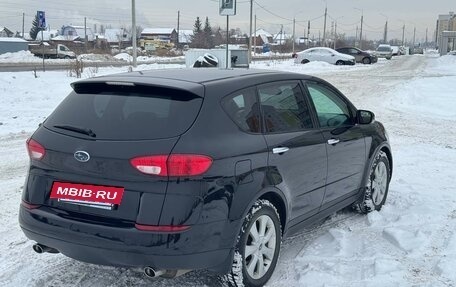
[{"x1": 20, "y1": 69, "x2": 392, "y2": 287}]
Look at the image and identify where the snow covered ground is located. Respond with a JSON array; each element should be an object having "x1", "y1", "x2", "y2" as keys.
[
  {"x1": 0, "y1": 50, "x2": 184, "y2": 64},
  {"x1": 1, "y1": 55, "x2": 456, "y2": 286}
]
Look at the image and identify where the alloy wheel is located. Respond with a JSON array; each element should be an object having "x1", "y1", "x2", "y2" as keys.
[
  {"x1": 244, "y1": 214, "x2": 277, "y2": 280},
  {"x1": 372, "y1": 161, "x2": 388, "y2": 205}
]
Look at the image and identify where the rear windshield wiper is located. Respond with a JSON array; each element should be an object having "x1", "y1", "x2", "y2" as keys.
[{"x1": 53, "y1": 125, "x2": 96, "y2": 138}]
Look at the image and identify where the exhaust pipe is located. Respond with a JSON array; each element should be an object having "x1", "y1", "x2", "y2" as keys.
[
  {"x1": 144, "y1": 267, "x2": 165, "y2": 278},
  {"x1": 32, "y1": 243, "x2": 59, "y2": 254}
]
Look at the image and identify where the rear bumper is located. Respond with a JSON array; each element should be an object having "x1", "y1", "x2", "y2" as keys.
[{"x1": 19, "y1": 205, "x2": 237, "y2": 273}]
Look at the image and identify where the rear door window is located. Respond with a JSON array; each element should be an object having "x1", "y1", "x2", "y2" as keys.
[
  {"x1": 258, "y1": 81, "x2": 313, "y2": 133},
  {"x1": 44, "y1": 85, "x2": 203, "y2": 140}
]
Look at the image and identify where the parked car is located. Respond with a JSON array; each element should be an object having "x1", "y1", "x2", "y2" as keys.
[
  {"x1": 294, "y1": 47, "x2": 356, "y2": 65},
  {"x1": 336, "y1": 47, "x2": 378, "y2": 64},
  {"x1": 375, "y1": 44, "x2": 393, "y2": 60},
  {"x1": 20, "y1": 69, "x2": 392, "y2": 287},
  {"x1": 390, "y1": 46, "x2": 400, "y2": 56},
  {"x1": 448, "y1": 50, "x2": 456, "y2": 56},
  {"x1": 29, "y1": 43, "x2": 76, "y2": 59}
]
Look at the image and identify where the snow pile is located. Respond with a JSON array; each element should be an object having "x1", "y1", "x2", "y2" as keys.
[
  {"x1": 77, "y1": 53, "x2": 120, "y2": 62},
  {"x1": 0, "y1": 50, "x2": 40, "y2": 63},
  {"x1": 425, "y1": 55, "x2": 456, "y2": 75},
  {"x1": 251, "y1": 59, "x2": 384, "y2": 75},
  {"x1": 114, "y1": 52, "x2": 132, "y2": 61},
  {"x1": 114, "y1": 53, "x2": 185, "y2": 63},
  {"x1": 387, "y1": 77, "x2": 456, "y2": 120}
]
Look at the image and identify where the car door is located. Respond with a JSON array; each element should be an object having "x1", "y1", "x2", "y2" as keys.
[
  {"x1": 303, "y1": 80, "x2": 366, "y2": 207},
  {"x1": 349, "y1": 48, "x2": 362, "y2": 62},
  {"x1": 258, "y1": 81, "x2": 327, "y2": 223},
  {"x1": 304, "y1": 50, "x2": 316, "y2": 62}
]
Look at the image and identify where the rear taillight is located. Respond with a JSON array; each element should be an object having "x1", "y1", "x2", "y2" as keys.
[
  {"x1": 26, "y1": 138, "x2": 45, "y2": 160},
  {"x1": 21, "y1": 200, "x2": 41, "y2": 210},
  {"x1": 130, "y1": 154, "x2": 212, "y2": 176},
  {"x1": 135, "y1": 223, "x2": 190, "y2": 233}
]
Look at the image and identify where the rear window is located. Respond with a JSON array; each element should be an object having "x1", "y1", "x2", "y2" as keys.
[
  {"x1": 377, "y1": 46, "x2": 391, "y2": 52},
  {"x1": 44, "y1": 85, "x2": 203, "y2": 140}
]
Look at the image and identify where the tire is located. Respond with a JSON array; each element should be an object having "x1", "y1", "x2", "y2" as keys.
[
  {"x1": 224, "y1": 200, "x2": 282, "y2": 287},
  {"x1": 64, "y1": 55, "x2": 71, "y2": 59},
  {"x1": 301, "y1": 59, "x2": 309, "y2": 64},
  {"x1": 362, "y1": 57, "x2": 371, "y2": 64},
  {"x1": 354, "y1": 151, "x2": 390, "y2": 214},
  {"x1": 335, "y1": 60, "x2": 345, "y2": 65}
]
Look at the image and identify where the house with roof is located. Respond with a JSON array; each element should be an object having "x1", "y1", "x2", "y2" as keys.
[
  {"x1": 140, "y1": 28, "x2": 178, "y2": 44},
  {"x1": 272, "y1": 31, "x2": 292, "y2": 45},
  {"x1": 251, "y1": 29, "x2": 273, "y2": 47},
  {"x1": 0, "y1": 37, "x2": 28, "y2": 54},
  {"x1": 104, "y1": 28, "x2": 131, "y2": 44},
  {"x1": 35, "y1": 30, "x2": 59, "y2": 41},
  {"x1": 0, "y1": 27, "x2": 14, "y2": 38},
  {"x1": 60, "y1": 25, "x2": 95, "y2": 41}
]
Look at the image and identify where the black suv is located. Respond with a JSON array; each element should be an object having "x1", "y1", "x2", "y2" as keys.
[
  {"x1": 20, "y1": 69, "x2": 392, "y2": 287},
  {"x1": 336, "y1": 47, "x2": 378, "y2": 64}
]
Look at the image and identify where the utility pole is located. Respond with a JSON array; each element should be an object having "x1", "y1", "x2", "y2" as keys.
[
  {"x1": 249, "y1": 0, "x2": 253, "y2": 63},
  {"x1": 22, "y1": 13, "x2": 25, "y2": 38},
  {"x1": 402, "y1": 24, "x2": 405, "y2": 46},
  {"x1": 425, "y1": 27, "x2": 428, "y2": 48},
  {"x1": 384, "y1": 20, "x2": 388, "y2": 43},
  {"x1": 322, "y1": 6, "x2": 327, "y2": 46},
  {"x1": 359, "y1": 14, "x2": 363, "y2": 49},
  {"x1": 132, "y1": 0, "x2": 137, "y2": 67},
  {"x1": 412, "y1": 27, "x2": 416, "y2": 47},
  {"x1": 307, "y1": 20, "x2": 310, "y2": 48},
  {"x1": 84, "y1": 17, "x2": 87, "y2": 52},
  {"x1": 355, "y1": 26, "x2": 358, "y2": 47},
  {"x1": 292, "y1": 17, "x2": 296, "y2": 53},
  {"x1": 253, "y1": 14, "x2": 257, "y2": 56},
  {"x1": 334, "y1": 21, "x2": 337, "y2": 49},
  {"x1": 177, "y1": 10, "x2": 180, "y2": 48}
]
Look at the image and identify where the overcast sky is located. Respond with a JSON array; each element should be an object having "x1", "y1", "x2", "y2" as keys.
[{"x1": 0, "y1": 0, "x2": 454, "y2": 41}]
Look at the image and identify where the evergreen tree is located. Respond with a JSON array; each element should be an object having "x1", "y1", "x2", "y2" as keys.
[
  {"x1": 29, "y1": 14, "x2": 41, "y2": 40},
  {"x1": 193, "y1": 16, "x2": 202, "y2": 34},
  {"x1": 203, "y1": 17, "x2": 214, "y2": 48},
  {"x1": 191, "y1": 17, "x2": 205, "y2": 48}
]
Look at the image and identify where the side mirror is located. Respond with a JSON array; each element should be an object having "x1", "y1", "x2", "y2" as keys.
[{"x1": 357, "y1": 110, "x2": 375, "y2": 125}]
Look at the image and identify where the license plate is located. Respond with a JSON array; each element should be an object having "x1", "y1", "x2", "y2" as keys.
[{"x1": 50, "y1": 182, "x2": 125, "y2": 208}]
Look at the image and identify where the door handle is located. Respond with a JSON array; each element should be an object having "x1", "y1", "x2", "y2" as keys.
[
  {"x1": 272, "y1": 147, "x2": 289, "y2": 154},
  {"x1": 327, "y1": 138, "x2": 340, "y2": 145}
]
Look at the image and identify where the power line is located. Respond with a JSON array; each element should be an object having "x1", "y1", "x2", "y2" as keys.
[{"x1": 254, "y1": 0, "x2": 293, "y2": 22}]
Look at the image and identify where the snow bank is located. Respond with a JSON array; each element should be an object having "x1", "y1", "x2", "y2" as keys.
[
  {"x1": 388, "y1": 76, "x2": 456, "y2": 120},
  {"x1": 0, "y1": 50, "x2": 40, "y2": 63},
  {"x1": 251, "y1": 59, "x2": 383, "y2": 75},
  {"x1": 113, "y1": 52, "x2": 132, "y2": 61}
]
